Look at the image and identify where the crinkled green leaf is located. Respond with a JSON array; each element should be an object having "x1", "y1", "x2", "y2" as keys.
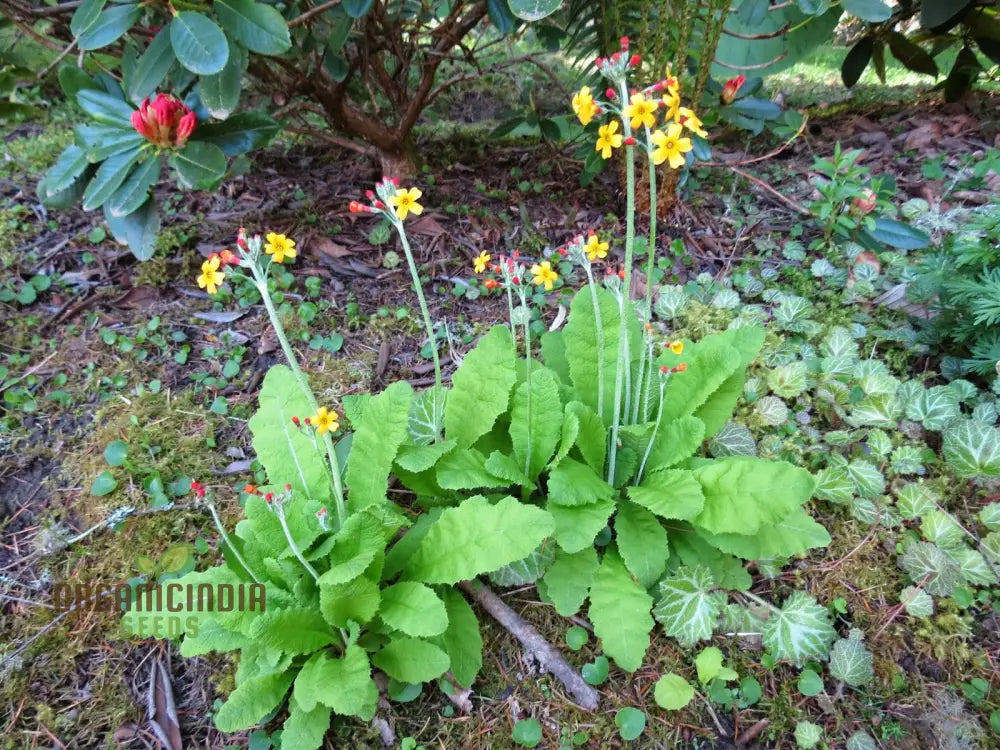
[
  {"x1": 628, "y1": 468, "x2": 705, "y2": 521},
  {"x1": 588, "y1": 546, "x2": 654, "y2": 672},
  {"x1": 548, "y1": 496, "x2": 614, "y2": 553},
  {"x1": 547, "y1": 456, "x2": 613, "y2": 506},
  {"x1": 541, "y1": 546, "x2": 598, "y2": 616},
  {"x1": 431, "y1": 588, "x2": 482, "y2": 688},
  {"x1": 294, "y1": 646, "x2": 378, "y2": 717},
  {"x1": 346, "y1": 380, "x2": 413, "y2": 511},
  {"x1": 510, "y1": 367, "x2": 562, "y2": 480},
  {"x1": 900, "y1": 541, "x2": 962, "y2": 596},
  {"x1": 829, "y1": 631, "x2": 874, "y2": 687},
  {"x1": 379, "y1": 581, "x2": 448, "y2": 637},
  {"x1": 446, "y1": 325, "x2": 516, "y2": 448},
  {"x1": 371, "y1": 637, "x2": 450, "y2": 683},
  {"x1": 615, "y1": 500, "x2": 669, "y2": 587},
  {"x1": 214, "y1": 670, "x2": 294, "y2": 732}
]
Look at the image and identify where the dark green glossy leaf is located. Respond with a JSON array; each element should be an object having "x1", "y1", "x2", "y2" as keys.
[
  {"x1": 342, "y1": 0, "x2": 374, "y2": 18},
  {"x1": 488, "y1": 0, "x2": 516, "y2": 34},
  {"x1": 107, "y1": 154, "x2": 161, "y2": 217},
  {"x1": 841, "y1": 0, "x2": 890, "y2": 22},
  {"x1": 169, "y1": 140, "x2": 227, "y2": 189},
  {"x1": 870, "y1": 218, "x2": 929, "y2": 250},
  {"x1": 127, "y1": 26, "x2": 176, "y2": 103},
  {"x1": 170, "y1": 12, "x2": 229, "y2": 75},
  {"x1": 77, "y1": 87, "x2": 133, "y2": 126},
  {"x1": 886, "y1": 32, "x2": 938, "y2": 77},
  {"x1": 45, "y1": 145, "x2": 90, "y2": 194},
  {"x1": 82, "y1": 147, "x2": 142, "y2": 210},
  {"x1": 58, "y1": 64, "x2": 99, "y2": 98},
  {"x1": 921, "y1": 0, "x2": 973, "y2": 30},
  {"x1": 944, "y1": 46, "x2": 981, "y2": 102},
  {"x1": 71, "y1": 0, "x2": 107, "y2": 37},
  {"x1": 728, "y1": 97, "x2": 782, "y2": 120},
  {"x1": 193, "y1": 112, "x2": 282, "y2": 156},
  {"x1": 78, "y1": 4, "x2": 140, "y2": 51},
  {"x1": 841, "y1": 36, "x2": 873, "y2": 87},
  {"x1": 76, "y1": 124, "x2": 145, "y2": 162},
  {"x1": 215, "y1": 0, "x2": 291, "y2": 55},
  {"x1": 975, "y1": 36, "x2": 1000, "y2": 67},
  {"x1": 489, "y1": 116, "x2": 525, "y2": 139},
  {"x1": 105, "y1": 198, "x2": 160, "y2": 260},
  {"x1": 38, "y1": 165, "x2": 94, "y2": 209},
  {"x1": 200, "y1": 44, "x2": 247, "y2": 119}
]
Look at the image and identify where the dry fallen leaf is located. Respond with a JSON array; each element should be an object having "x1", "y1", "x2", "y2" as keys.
[
  {"x1": 147, "y1": 658, "x2": 183, "y2": 750},
  {"x1": 313, "y1": 235, "x2": 353, "y2": 259}
]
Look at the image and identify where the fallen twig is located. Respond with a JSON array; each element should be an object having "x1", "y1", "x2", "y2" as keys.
[{"x1": 458, "y1": 579, "x2": 600, "y2": 711}]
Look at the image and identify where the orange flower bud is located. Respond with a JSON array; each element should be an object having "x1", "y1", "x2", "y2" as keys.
[{"x1": 720, "y1": 74, "x2": 746, "y2": 105}]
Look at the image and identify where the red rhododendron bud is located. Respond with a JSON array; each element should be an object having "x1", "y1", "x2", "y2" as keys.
[
  {"x1": 132, "y1": 93, "x2": 196, "y2": 148},
  {"x1": 629, "y1": 54, "x2": 641, "y2": 68},
  {"x1": 365, "y1": 189, "x2": 375, "y2": 199},
  {"x1": 720, "y1": 74, "x2": 745, "y2": 105}
]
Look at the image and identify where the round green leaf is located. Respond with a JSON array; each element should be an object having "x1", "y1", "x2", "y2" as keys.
[
  {"x1": 90, "y1": 470, "x2": 117, "y2": 496},
  {"x1": 104, "y1": 439, "x2": 128, "y2": 466},
  {"x1": 614, "y1": 707, "x2": 646, "y2": 741},
  {"x1": 387, "y1": 679, "x2": 423, "y2": 703},
  {"x1": 512, "y1": 718, "x2": 542, "y2": 748},
  {"x1": 170, "y1": 12, "x2": 229, "y2": 75},
  {"x1": 695, "y1": 646, "x2": 724, "y2": 684},
  {"x1": 169, "y1": 141, "x2": 227, "y2": 189},
  {"x1": 565, "y1": 625, "x2": 588, "y2": 651},
  {"x1": 797, "y1": 668, "x2": 824, "y2": 696},
  {"x1": 653, "y1": 673, "x2": 694, "y2": 710},
  {"x1": 77, "y1": 4, "x2": 140, "y2": 51},
  {"x1": 581, "y1": 655, "x2": 609, "y2": 685},
  {"x1": 214, "y1": 0, "x2": 291, "y2": 55}
]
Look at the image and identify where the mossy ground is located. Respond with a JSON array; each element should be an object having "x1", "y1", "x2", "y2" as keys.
[{"x1": 2, "y1": 54, "x2": 1000, "y2": 749}]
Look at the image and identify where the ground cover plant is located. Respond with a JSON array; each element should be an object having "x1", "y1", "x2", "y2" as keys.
[{"x1": 2, "y1": 4, "x2": 1000, "y2": 749}]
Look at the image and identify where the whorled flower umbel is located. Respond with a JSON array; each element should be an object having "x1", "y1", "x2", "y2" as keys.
[{"x1": 131, "y1": 93, "x2": 196, "y2": 149}]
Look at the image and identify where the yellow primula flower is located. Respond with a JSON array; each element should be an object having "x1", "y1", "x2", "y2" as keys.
[
  {"x1": 651, "y1": 123, "x2": 692, "y2": 169},
  {"x1": 312, "y1": 406, "x2": 339, "y2": 435},
  {"x1": 474, "y1": 251, "x2": 491, "y2": 274},
  {"x1": 662, "y1": 73, "x2": 680, "y2": 97},
  {"x1": 388, "y1": 187, "x2": 423, "y2": 221},
  {"x1": 662, "y1": 90, "x2": 680, "y2": 121},
  {"x1": 584, "y1": 234, "x2": 609, "y2": 262},
  {"x1": 530, "y1": 260, "x2": 559, "y2": 291},
  {"x1": 264, "y1": 233, "x2": 297, "y2": 263},
  {"x1": 572, "y1": 87, "x2": 597, "y2": 126},
  {"x1": 669, "y1": 340, "x2": 684, "y2": 355},
  {"x1": 595, "y1": 120, "x2": 623, "y2": 159},
  {"x1": 624, "y1": 93, "x2": 658, "y2": 130},
  {"x1": 196, "y1": 255, "x2": 225, "y2": 295},
  {"x1": 676, "y1": 107, "x2": 707, "y2": 138}
]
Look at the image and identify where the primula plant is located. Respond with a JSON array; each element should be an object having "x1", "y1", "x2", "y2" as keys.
[{"x1": 123, "y1": 36, "x2": 837, "y2": 743}]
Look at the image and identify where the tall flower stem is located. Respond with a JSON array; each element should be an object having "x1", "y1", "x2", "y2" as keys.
[
  {"x1": 636, "y1": 377, "x2": 666, "y2": 484},
  {"x1": 584, "y1": 263, "x2": 605, "y2": 421},
  {"x1": 607, "y1": 78, "x2": 637, "y2": 483},
  {"x1": 518, "y1": 289, "x2": 533, "y2": 477},
  {"x1": 275, "y1": 504, "x2": 320, "y2": 582},
  {"x1": 392, "y1": 221, "x2": 443, "y2": 427},
  {"x1": 632, "y1": 149, "x2": 658, "y2": 426},
  {"x1": 253, "y1": 270, "x2": 346, "y2": 529},
  {"x1": 206, "y1": 499, "x2": 261, "y2": 583}
]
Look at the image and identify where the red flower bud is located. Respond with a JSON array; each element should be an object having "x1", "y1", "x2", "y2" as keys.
[
  {"x1": 660, "y1": 365, "x2": 669, "y2": 374},
  {"x1": 349, "y1": 201, "x2": 360, "y2": 213},
  {"x1": 392, "y1": 178, "x2": 400, "y2": 186},
  {"x1": 594, "y1": 57, "x2": 605, "y2": 68},
  {"x1": 512, "y1": 250, "x2": 520, "y2": 258},
  {"x1": 605, "y1": 88, "x2": 616, "y2": 100},
  {"x1": 512, "y1": 276, "x2": 520, "y2": 284},
  {"x1": 292, "y1": 416, "x2": 300, "y2": 426},
  {"x1": 304, "y1": 417, "x2": 311, "y2": 425},
  {"x1": 175, "y1": 111, "x2": 196, "y2": 145},
  {"x1": 620, "y1": 36, "x2": 629, "y2": 51},
  {"x1": 629, "y1": 54, "x2": 641, "y2": 68},
  {"x1": 237, "y1": 228, "x2": 247, "y2": 249},
  {"x1": 720, "y1": 74, "x2": 746, "y2": 105},
  {"x1": 557, "y1": 247, "x2": 567, "y2": 256},
  {"x1": 284, "y1": 483, "x2": 292, "y2": 491},
  {"x1": 624, "y1": 136, "x2": 636, "y2": 146},
  {"x1": 375, "y1": 200, "x2": 385, "y2": 209},
  {"x1": 264, "y1": 492, "x2": 274, "y2": 503},
  {"x1": 317, "y1": 507, "x2": 327, "y2": 517},
  {"x1": 611, "y1": 52, "x2": 621, "y2": 62},
  {"x1": 672, "y1": 363, "x2": 688, "y2": 373},
  {"x1": 132, "y1": 92, "x2": 195, "y2": 148},
  {"x1": 365, "y1": 189, "x2": 375, "y2": 199},
  {"x1": 618, "y1": 269, "x2": 625, "y2": 279}
]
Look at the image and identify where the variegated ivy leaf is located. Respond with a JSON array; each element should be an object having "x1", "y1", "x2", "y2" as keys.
[
  {"x1": 813, "y1": 465, "x2": 854, "y2": 504},
  {"x1": 755, "y1": 396, "x2": 788, "y2": 426},
  {"x1": 829, "y1": 630, "x2": 874, "y2": 687},
  {"x1": 949, "y1": 547, "x2": 998, "y2": 586},
  {"x1": 920, "y1": 510, "x2": 965, "y2": 550},
  {"x1": 982, "y1": 532, "x2": 1000, "y2": 564},
  {"x1": 972, "y1": 401, "x2": 998, "y2": 425},
  {"x1": 711, "y1": 289, "x2": 741, "y2": 309},
  {"x1": 899, "y1": 542, "x2": 961, "y2": 596},
  {"x1": 794, "y1": 721, "x2": 823, "y2": 749},
  {"x1": 948, "y1": 379, "x2": 978, "y2": 404},
  {"x1": 979, "y1": 503, "x2": 1000, "y2": 531},
  {"x1": 850, "y1": 498, "x2": 880, "y2": 525},
  {"x1": 654, "y1": 285, "x2": 688, "y2": 320},
  {"x1": 846, "y1": 731, "x2": 877, "y2": 750},
  {"x1": 652, "y1": 566, "x2": 726, "y2": 648},
  {"x1": 767, "y1": 361, "x2": 808, "y2": 399},
  {"x1": 846, "y1": 394, "x2": 902, "y2": 428},
  {"x1": 890, "y1": 445, "x2": 925, "y2": 476},
  {"x1": 900, "y1": 586, "x2": 934, "y2": 617},
  {"x1": 896, "y1": 483, "x2": 938, "y2": 519},
  {"x1": 709, "y1": 422, "x2": 757, "y2": 458},
  {"x1": 942, "y1": 419, "x2": 1000, "y2": 478},
  {"x1": 847, "y1": 459, "x2": 885, "y2": 499},
  {"x1": 821, "y1": 326, "x2": 858, "y2": 360},
  {"x1": 488, "y1": 539, "x2": 555, "y2": 587},
  {"x1": 905, "y1": 385, "x2": 961, "y2": 431},
  {"x1": 761, "y1": 591, "x2": 836, "y2": 666},
  {"x1": 866, "y1": 428, "x2": 892, "y2": 458}
]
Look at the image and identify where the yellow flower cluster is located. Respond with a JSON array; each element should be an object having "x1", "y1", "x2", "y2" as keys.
[{"x1": 571, "y1": 68, "x2": 705, "y2": 168}]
